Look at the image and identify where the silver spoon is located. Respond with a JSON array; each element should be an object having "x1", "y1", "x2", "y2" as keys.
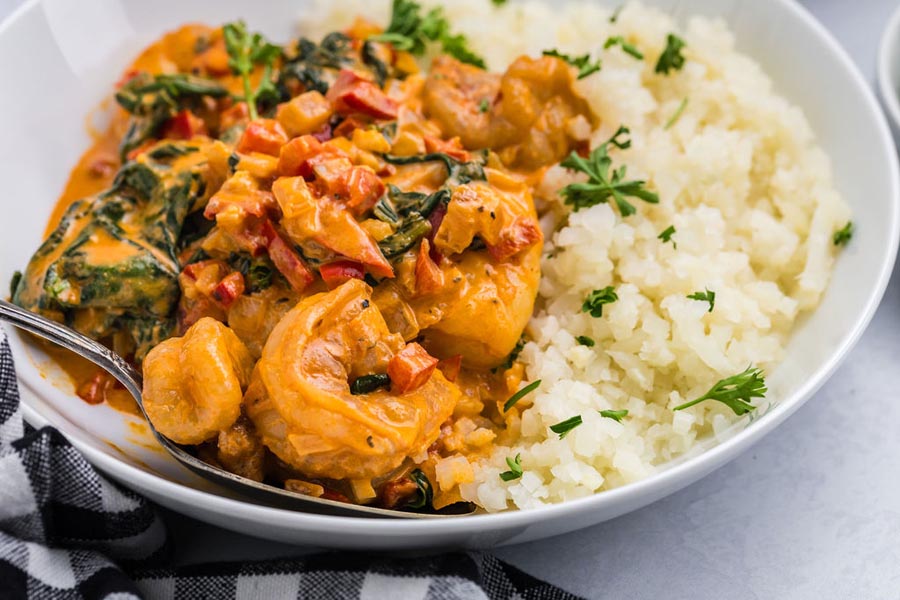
[{"x1": 0, "y1": 299, "x2": 473, "y2": 519}]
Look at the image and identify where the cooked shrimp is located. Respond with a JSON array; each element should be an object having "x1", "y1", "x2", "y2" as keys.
[
  {"x1": 245, "y1": 278, "x2": 460, "y2": 480},
  {"x1": 373, "y1": 170, "x2": 543, "y2": 368},
  {"x1": 423, "y1": 55, "x2": 590, "y2": 168},
  {"x1": 142, "y1": 317, "x2": 254, "y2": 445}
]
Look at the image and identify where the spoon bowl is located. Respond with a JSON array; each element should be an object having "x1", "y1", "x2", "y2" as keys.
[{"x1": 0, "y1": 299, "x2": 471, "y2": 519}]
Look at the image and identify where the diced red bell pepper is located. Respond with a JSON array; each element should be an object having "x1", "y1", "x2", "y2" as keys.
[
  {"x1": 277, "y1": 135, "x2": 324, "y2": 177},
  {"x1": 415, "y1": 239, "x2": 444, "y2": 295},
  {"x1": 339, "y1": 166, "x2": 385, "y2": 215},
  {"x1": 326, "y1": 69, "x2": 398, "y2": 120},
  {"x1": 308, "y1": 153, "x2": 354, "y2": 193},
  {"x1": 261, "y1": 220, "x2": 315, "y2": 292},
  {"x1": 424, "y1": 136, "x2": 471, "y2": 162},
  {"x1": 388, "y1": 342, "x2": 439, "y2": 394},
  {"x1": 163, "y1": 109, "x2": 208, "y2": 140},
  {"x1": 425, "y1": 203, "x2": 447, "y2": 263},
  {"x1": 332, "y1": 115, "x2": 371, "y2": 139},
  {"x1": 319, "y1": 260, "x2": 366, "y2": 289},
  {"x1": 437, "y1": 354, "x2": 463, "y2": 383},
  {"x1": 220, "y1": 101, "x2": 250, "y2": 131},
  {"x1": 237, "y1": 119, "x2": 289, "y2": 156},
  {"x1": 487, "y1": 217, "x2": 543, "y2": 262},
  {"x1": 77, "y1": 369, "x2": 117, "y2": 405},
  {"x1": 211, "y1": 271, "x2": 246, "y2": 308}
]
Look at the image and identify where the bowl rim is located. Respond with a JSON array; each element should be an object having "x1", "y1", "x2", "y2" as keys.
[
  {"x1": 878, "y1": 3, "x2": 900, "y2": 131},
  {"x1": 6, "y1": 0, "x2": 900, "y2": 537}
]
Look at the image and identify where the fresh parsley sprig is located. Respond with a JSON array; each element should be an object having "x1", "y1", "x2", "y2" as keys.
[
  {"x1": 604, "y1": 36, "x2": 643, "y2": 59},
  {"x1": 833, "y1": 221, "x2": 853, "y2": 246},
  {"x1": 658, "y1": 225, "x2": 677, "y2": 247},
  {"x1": 687, "y1": 288, "x2": 715, "y2": 313},
  {"x1": 582, "y1": 286, "x2": 618, "y2": 318},
  {"x1": 499, "y1": 453, "x2": 524, "y2": 481},
  {"x1": 504, "y1": 379, "x2": 541, "y2": 412},
  {"x1": 673, "y1": 366, "x2": 766, "y2": 416},
  {"x1": 599, "y1": 409, "x2": 629, "y2": 422},
  {"x1": 370, "y1": 0, "x2": 486, "y2": 68},
  {"x1": 664, "y1": 97, "x2": 689, "y2": 129},
  {"x1": 655, "y1": 33, "x2": 686, "y2": 74},
  {"x1": 559, "y1": 126, "x2": 659, "y2": 216},
  {"x1": 550, "y1": 415, "x2": 583, "y2": 439},
  {"x1": 542, "y1": 49, "x2": 602, "y2": 80},
  {"x1": 223, "y1": 21, "x2": 281, "y2": 120}
]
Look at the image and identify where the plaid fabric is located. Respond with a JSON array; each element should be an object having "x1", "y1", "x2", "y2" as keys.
[{"x1": 0, "y1": 331, "x2": 581, "y2": 600}]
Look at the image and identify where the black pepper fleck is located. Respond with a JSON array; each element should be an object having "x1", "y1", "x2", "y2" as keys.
[
  {"x1": 362, "y1": 299, "x2": 370, "y2": 309},
  {"x1": 366, "y1": 436, "x2": 374, "y2": 448}
]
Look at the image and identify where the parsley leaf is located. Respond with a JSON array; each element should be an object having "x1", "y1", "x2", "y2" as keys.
[
  {"x1": 370, "y1": 0, "x2": 486, "y2": 68},
  {"x1": 550, "y1": 415, "x2": 583, "y2": 439},
  {"x1": 604, "y1": 36, "x2": 643, "y2": 59},
  {"x1": 222, "y1": 21, "x2": 282, "y2": 120},
  {"x1": 833, "y1": 221, "x2": 853, "y2": 246},
  {"x1": 576, "y1": 335, "x2": 596, "y2": 347},
  {"x1": 599, "y1": 409, "x2": 628, "y2": 422},
  {"x1": 687, "y1": 288, "x2": 715, "y2": 312},
  {"x1": 658, "y1": 225, "x2": 677, "y2": 247},
  {"x1": 504, "y1": 379, "x2": 541, "y2": 412},
  {"x1": 478, "y1": 98, "x2": 490, "y2": 113},
  {"x1": 499, "y1": 453, "x2": 524, "y2": 481},
  {"x1": 664, "y1": 97, "x2": 689, "y2": 129},
  {"x1": 559, "y1": 125, "x2": 659, "y2": 216},
  {"x1": 542, "y1": 49, "x2": 602, "y2": 80},
  {"x1": 655, "y1": 33, "x2": 686, "y2": 74},
  {"x1": 582, "y1": 286, "x2": 618, "y2": 318},
  {"x1": 673, "y1": 366, "x2": 766, "y2": 416}
]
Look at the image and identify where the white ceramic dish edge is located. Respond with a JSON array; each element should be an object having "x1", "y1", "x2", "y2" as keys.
[{"x1": 3, "y1": 0, "x2": 899, "y2": 550}]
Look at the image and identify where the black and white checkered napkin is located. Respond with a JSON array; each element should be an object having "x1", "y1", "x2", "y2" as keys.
[{"x1": 0, "y1": 332, "x2": 580, "y2": 600}]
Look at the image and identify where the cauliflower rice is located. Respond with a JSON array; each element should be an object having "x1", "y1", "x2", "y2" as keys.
[{"x1": 305, "y1": 0, "x2": 849, "y2": 511}]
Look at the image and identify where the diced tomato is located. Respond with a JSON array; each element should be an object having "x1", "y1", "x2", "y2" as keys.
[
  {"x1": 379, "y1": 475, "x2": 419, "y2": 509},
  {"x1": 163, "y1": 109, "x2": 208, "y2": 140},
  {"x1": 326, "y1": 69, "x2": 399, "y2": 120},
  {"x1": 320, "y1": 488, "x2": 351, "y2": 503},
  {"x1": 415, "y1": 239, "x2": 444, "y2": 295},
  {"x1": 338, "y1": 166, "x2": 385, "y2": 215},
  {"x1": 424, "y1": 136, "x2": 471, "y2": 162},
  {"x1": 277, "y1": 135, "x2": 324, "y2": 177},
  {"x1": 426, "y1": 204, "x2": 447, "y2": 264},
  {"x1": 319, "y1": 260, "x2": 366, "y2": 289},
  {"x1": 220, "y1": 101, "x2": 250, "y2": 132},
  {"x1": 237, "y1": 119, "x2": 289, "y2": 156},
  {"x1": 437, "y1": 354, "x2": 463, "y2": 383},
  {"x1": 211, "y1": 271, "x2": 246, "y2": 308},
  {"x1": 261, "y1": 221, "x2": 315, "y2": 292},
  {"x1": 488, "y1": 217, "x2": 543, "y2": 261},
  {"x1": 308, "y1": 153, "x2": 354, "y2": 193},
  {"x1": 332, "y1": 115, "x2": 371, "y2": 139},
  {"x1": 388, "y1": 342, "x2": 439, "y2": 394},
  {"x1": 77, "y1": 370, "x2": 118, "y2": 405}
]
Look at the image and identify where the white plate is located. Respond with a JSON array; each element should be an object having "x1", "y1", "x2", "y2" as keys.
[{"x1": 1, "y1": 0, "x2": 897, "y2": 550}]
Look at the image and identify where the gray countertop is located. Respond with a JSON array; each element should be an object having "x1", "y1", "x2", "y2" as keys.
[{"x1": 5, "y1": 1, "x2": 900, "y2": 597}]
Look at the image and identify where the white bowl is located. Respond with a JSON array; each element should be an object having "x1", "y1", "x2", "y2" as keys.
[
  {"x1": 1, "y1": 0, "x2": 897, "y2": 550},
  {"x1": 878, "y1": 3, "x2": 900, "y2": 138}
]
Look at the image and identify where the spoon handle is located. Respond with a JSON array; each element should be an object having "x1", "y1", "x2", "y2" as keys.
[{"x1": 0, "y1": 299, "x2": 143, "y2": 401}]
